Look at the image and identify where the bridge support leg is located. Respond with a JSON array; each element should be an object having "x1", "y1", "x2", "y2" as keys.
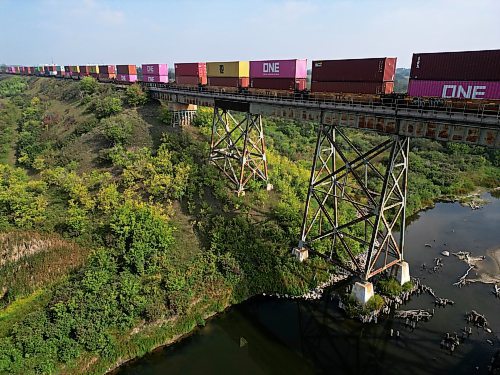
[
  {"x1": 209, "y1": 107, "x2": 270, "y2": 195},
  {"x1": 167, "y1": 103, "x2": 198, "y2": 127},
  {"x1": 297, "y1": 123, "x2": 410, "y2": 281}
]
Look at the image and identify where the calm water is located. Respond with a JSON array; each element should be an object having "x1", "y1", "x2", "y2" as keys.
[{"x1": 118, "y1": 194, "x2": 500, "y2": 375}]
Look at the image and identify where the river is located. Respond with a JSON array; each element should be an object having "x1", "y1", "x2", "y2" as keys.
[{"x1": 117, "y1": 194, "x2": 500, "y2": 374}]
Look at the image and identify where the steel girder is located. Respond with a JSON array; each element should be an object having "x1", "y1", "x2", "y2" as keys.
[
  {"x1": 298, "y1": 123, "x2": 410, "y2": 280},
  {"x1": 209, "y1": 107, "x2": 269, "y2": 195}
]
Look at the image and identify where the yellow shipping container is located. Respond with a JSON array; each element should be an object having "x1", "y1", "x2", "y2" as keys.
[
  {"x1": 70, "y1": 66, "x2": 80, "y2": 73},
  {"x1": 89, "y1": 65, "x2": 99, "y2": 74},
  {"x1": 206, "y1": 61, "x2": 249, "y2": 77}
]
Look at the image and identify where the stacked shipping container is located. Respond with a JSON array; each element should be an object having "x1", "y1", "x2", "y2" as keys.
[
  {"x1": 249, "y1": 59, "x2": 307, "y2": 91},
  {"x1": 98, "y1": 65, "x2": 116, "y2": 81},
  {"x1": 206, "y1": 61, "x2": 249, "y2": 88},
  {"x1": 142, "y1": 64, "x2": 168, "y2": 83},
  {"x1": 89, "y1": 65, "x2": 99, "y2": 79},
  {"x1": 311, "y1": 57, "x2": 396, "y2": 94},
  {"x1": 408, "y1": 49, "x2": 500, "y2": 100},
  {"x1": 116, "y1": 65, "x2": 137, "y2": 83},
  {"x1": 175, "y1": 63, "x2": 207, "y2": 86}
]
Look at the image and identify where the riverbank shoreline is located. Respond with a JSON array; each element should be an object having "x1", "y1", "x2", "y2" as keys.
[{"x1": 107, "y1": 189, "x2": 499, "y2": 374}]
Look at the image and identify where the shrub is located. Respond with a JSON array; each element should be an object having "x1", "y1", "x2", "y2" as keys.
[
  {"x1": 377, "y1": 277, "x2": 403, "y2": 296},
  {"x1": 94, "y1": 97, "x2": 122, "y2": 119},
  {"x1": 101, "y1": 116, "x2": 133, "y2": 146},
  {"x1": 124, "y1": 84, "x2": 148, "y2": 107},
  {"x1": 79, "y1": 77, "x2": 98, "y2": 95}
]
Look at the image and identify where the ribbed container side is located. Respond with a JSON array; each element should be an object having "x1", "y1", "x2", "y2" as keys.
[
  {"x1": 408, "y1": 79, "x2": 500, "y2": 100},
  {"x1": 207, "y1": 77, "x2": 249, "y2": 88},
  {"x1": 410, "y1": 49, "x2": 500, "y2": 81},
  {"x1": 89, "y1": 65, "x2": 99, "y2": 74},
  {"x1": 250, "y1": 78, "x2": 307, "y2": 90},
  {"x1": 141, "y1": 64, "x2": 168, "y2": 76},
  {"x1": 98, "y1": 73, "x2": 116, "y2": 80},
  {"x1": 176, "y1": 75, "x2": 207, "y2": 85},
  {"x1": 174, "y1": 63, "x2": 207, "y2": 77},
  {"x1": 312, "y1": 57, "x2": 397, "y2": 82},
  {"x1": 207, "y1": 61, "x2": 249, "y2": 78},
  {"x1": 311, "y1": 81, "x2": 394, "y2": 94},
  {"x1": 142, "y1": 74, "x2": 168, "y2": 83},
  {"x1": 70, "y1": 66, "x2": 80, "y2": 73},
  {"x1": 250, "y1": 59, "x2": 307, "y2": 79},
  {"x1": 116, "y1": 74, "x2": 138, "y2": 83},
  {"x1": 98, "y1": 65, "x2": 116, "y2": 74},
  {"x1": 116, "y1": 65, "x2": 137, "y2": 75},
  {"x1": 79, "y1": 66, "x2": 90, "y2": 74},
  {"x1": 64, "y1": 66, "x2": 71, "y2": 72}
]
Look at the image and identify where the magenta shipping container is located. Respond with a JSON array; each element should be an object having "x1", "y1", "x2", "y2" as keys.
[
  {"x1": 142, "y1": 74, "x2": 168, "y2": 83},
  {"x1": 142, "y1": 64, "x2": 168, "y2": 76},
  {"x1": 116, "y1": 74, "x2": 138, "y2": 83},
  {"x1": 250, "y1": 59, "x2": 307, "y2": 79},
  {"x1": 408, "y1": 80, "x2": 500, "y2": 100}
]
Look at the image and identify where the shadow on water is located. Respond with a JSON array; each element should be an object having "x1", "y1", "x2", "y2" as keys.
[{"x1": 117, "y1": 193, "x2": 500, "y2": 375}]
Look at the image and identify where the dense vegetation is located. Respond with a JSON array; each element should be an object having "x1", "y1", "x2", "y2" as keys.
[{"x1": 0, "y1": 75, "x2": 498, "y2": 374}]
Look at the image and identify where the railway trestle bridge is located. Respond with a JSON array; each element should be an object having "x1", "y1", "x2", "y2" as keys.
[{"x1": 147, "y1": 83, "x2": 500, "y2": 302}]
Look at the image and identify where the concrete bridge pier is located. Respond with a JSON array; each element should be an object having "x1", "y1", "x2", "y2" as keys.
[
  {"x1": 351, "y1": 281, "x2": 374, "y2": 305},
  {"x1": 394, "y1": 261, "x2": 410, "y2": 285}
]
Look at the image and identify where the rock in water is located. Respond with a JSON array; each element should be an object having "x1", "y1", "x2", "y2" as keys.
[
  {"x1": 240, "y1": 337, "x2": 248, "y2": 348},
  {"x1": 441, "y1": 251, "x2": 450, "y2": 257}
]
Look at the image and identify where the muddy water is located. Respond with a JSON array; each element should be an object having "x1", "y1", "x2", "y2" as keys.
[{"x1": 117, "y1": 194, "x2": 500, "y2": 375}]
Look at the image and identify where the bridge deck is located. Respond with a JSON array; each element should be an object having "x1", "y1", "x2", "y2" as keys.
[{"x1": 147, "y1": 85, "x2": 500, "y2": 148}]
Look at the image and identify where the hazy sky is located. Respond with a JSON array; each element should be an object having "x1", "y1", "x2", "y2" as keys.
[{"x1": 1, "y1": 0, "x2": 499, "y2": 68}]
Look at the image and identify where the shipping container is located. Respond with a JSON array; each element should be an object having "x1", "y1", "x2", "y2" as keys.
[
  {"x1": 98, "y1": 65, "x2": 116, "y2": 74},
  {"x1": 70, "y1": 66, "x2": 80, "y2": 73},
  {"x1": 64, "y1": 66, "x2": 71, "y2": 73},
  {"x1": 312, "y1": 57, "x2": 396, "y2": 82},
  {"x1": 250, "y1": 78, "x2": 307, "y2": 91},
  {"x1": 408, "y1": 79, "x2": 500, "y2": 100},
  {"x1": 176, "y1": 75, "x2": 207, "y2": 85},
  {"x1": 79, "y1": 66, "x2": 90, "y2": 76},
  {"x1": 250, "y1": 59, "x2": 307, "y2": 79},
  {"x1": 116, "y1": 74, "x2": 138, "y2": 83},
  {"x1": 174, "y1": 62, "x2": 207, "y2": 77},
  {"x1": 116, "y1": 65, "x2": 137, "y2": 75},
  {"x1": 89, "y1": 65, "x2": 99, "y2": 74},
  {"x1": 311, "y1": 81, "x2": 394, "y2": 95},
  {"x1": 207, "y1": 61, "x2": 249, "y2": 78},
  {"x1": 142, "y1": 64, "x2": 168, "y2": 76},
  {"x1": 98, "y1": 73, "x2": 116, "y2": 80},
  {"x1": 142, "y1": 74, "x2": 168, "y2": 83},
  {"x1": 410, "y1": 49, "x2": 500, "y2": 81},
  {"x1": 207, "y1": 76, "x2": 249, "y2": 88}
]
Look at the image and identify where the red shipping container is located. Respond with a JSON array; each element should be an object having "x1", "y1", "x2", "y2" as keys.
[
  {"x1": 410, "y1": 49, "x2": 500, "y2": 81},
  {"x1": 175, "y1": 62, "x2": 207, "y2": 77},
  {"x1": 250, "y1": 78, "x2": 306, "y2": 91},
  {"x1": 311, "y1": 81, "x2": 394, "y2": 94},
  {"x1": 312, "y1": 58, "x2": 396, "y2": 82},
  {"x1": 207, "y1": 77, "x2": 249, "y2": 88},
  {"x1": 79, "y1": 66, "x2": 90, "y2": 76},
  {"x1": 98, "y1": 73, "x2": 116, "y2": 80},
  {"x1": 99, "y1": 65, "x2": 116, "y2": 74},
  {"x1": 176, "y1": 75, "x2": 207, "y2": 85},
  {"x1": 116, "y1": 65, "x2": 137, "y2": 75}
]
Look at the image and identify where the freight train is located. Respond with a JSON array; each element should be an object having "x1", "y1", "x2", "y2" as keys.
[{"x1": 3, "y1": 49, "x2": 500, "y2": 108}]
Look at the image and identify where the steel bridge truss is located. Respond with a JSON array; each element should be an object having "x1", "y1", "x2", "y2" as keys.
[
  {"x1": 209, "y1": 106, "x2": 270, "y2": 195},
  {"x1": 299, "y1": 123, "x2": 410, "y2": 280}
]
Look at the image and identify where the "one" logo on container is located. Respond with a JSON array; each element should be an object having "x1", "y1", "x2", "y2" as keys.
[
  {"x1": 441, "y1": 85, "x2": 486, "y2": 99},
  {"x1": 263, "y1": 62, "x2": 280, "y2": 74}
]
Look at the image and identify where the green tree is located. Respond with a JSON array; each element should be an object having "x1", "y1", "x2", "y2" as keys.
[
  {"x1": 79, "y1": 77, "x2": 98, "y2": 95},
  {"x1": 102, "y1": 116, "x2": 133, "y2": 146},
  {"x1": 94, "y1": 97, "x2": 123, "y2": 119},
  {"x1": 124, "y1": 84, "x2": 148, "y2": 107}
]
